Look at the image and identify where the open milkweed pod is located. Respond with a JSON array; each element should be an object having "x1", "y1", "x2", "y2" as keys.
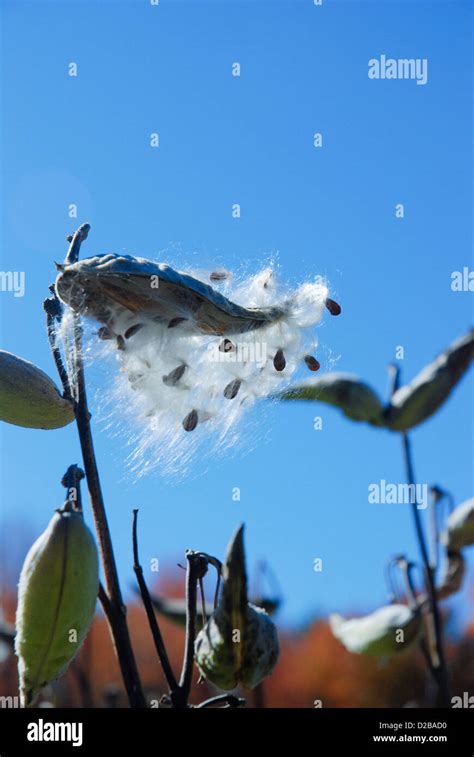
[
  {"x1": 279, "y1": 372, "x2": 385, "y2": 426},
  {"x1": 329, "y1": 604, "x2": 423, "y2": 657},
  {"x1": 15, "y1": 505, "x2": 99, "y2": 706},
  {"x1": 441, "y1": 498, "x2": 474, "y2": 551},
  {"x1": 194, "y1": 525, "x2": 279, "y2": 690},
  {"x1": 55, "y1": 254, "x2": 336, "y2": 470},
  {"x1": 0, "y1": 351, "x2": 74, "y2": 430},
  {"x1": 55, "y1": 254, "x2": 289, "y2": 336},
  {"x1": 384, "y1": 330, "x2": 474, "y2": 431}
]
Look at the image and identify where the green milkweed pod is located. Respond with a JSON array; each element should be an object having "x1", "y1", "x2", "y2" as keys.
[
  {"x1": 0, "y1": 351, "x2": 74, "y2": 429},
  {"x1": 194, "y1": 525, "x2": 279, "y2": 691},
  {"x1": 15, "y1": 506, "x2": 99, "y2": 706},
  {"x1": 278, "y1": 372, "x2": 385, "y2": 426}
]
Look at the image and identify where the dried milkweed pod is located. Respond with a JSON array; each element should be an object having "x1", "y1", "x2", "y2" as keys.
[
  {"x1": 15, "y1": 504, "x2": 99, "y2": 706},
  {"x1": 441, "y1": 498, "x2": 474, "y2": 551},
  {"x1": 0, "y1": 351, "x2": 74, "y2": 430},
  {"x1": 435, "y1": 551, "x2": 466, "y2": 601},
  {"x1": 55, "y1": 254, "x2": 287, "y2": 336},
  {"x1": 194, "y1": 525, "x2": 279, "y2": 690},
  {"x1": 329, "y1": 604, "x2": 423, "y2": 657},
  {"x1": 279, "y1": 372, "x2": 385, "y2": 426},
  {"x1": 384, "y1": 330, "x2": 474, "y2": 431},
  {"x1": 54, "y1": 254, "x2": 338, "y2": 464}
]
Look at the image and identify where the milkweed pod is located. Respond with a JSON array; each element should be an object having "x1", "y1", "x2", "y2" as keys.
[
  {"x1": 442, "y1": 498, "x2": 474, "y2": 551},
  {"x1": 384, "y1": 330, "x2": 474, "y2": 431},
  {"x1": 55, "y1": 254, "x2": 286, "y2": 336},
  {"x1": 194, "y1": 525, "x2": 279, "y2": 690},
  {"x1": 329, "y1": 604, "x2": 423, "y2": 657},
  {"x1": 279, "y1": 372, "x2": 385, "y2": 426},
  {"x1": 0, "y1": 351, "x2": 74, "y2": 429},
  {"x1": 15, "y1": 508, "x2": 99, "y2": 706},
  {"x1": 436, "y1": 551, "x2": 466, "y2": 600}
]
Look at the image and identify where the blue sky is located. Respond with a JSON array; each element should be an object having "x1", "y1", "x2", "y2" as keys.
[{"x1": 0, "y1": 0, "x2": 472, "y2": 630}]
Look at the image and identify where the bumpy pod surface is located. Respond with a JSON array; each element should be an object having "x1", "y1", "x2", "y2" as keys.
[
  {"x1": 194, "y1": 525, "x2": 279, "y2": 690},
  {"x1": 15, "y1": 509, "x2": 99, "y2": 706}
]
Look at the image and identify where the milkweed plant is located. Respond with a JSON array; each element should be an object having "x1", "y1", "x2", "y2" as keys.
[{"x1": 0, "y1": 223, "x2": 472, "y2": 708}]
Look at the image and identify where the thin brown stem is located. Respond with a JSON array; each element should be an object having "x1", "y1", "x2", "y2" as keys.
[
  {"x1": 48, "y1": 224, "x2": 145, "y2": 708},
  {"x1": 132, "y1": 510, "x2": 178, "y2": 693},
  {"x1": 401, "y1": 432, "x2": 450, "y2": 707},
  {"x1": 177, "y1": 551, "x2": 208, "y2": 706},
  {"x1": 43, "y1": 297, "x2": 71, "y2": 400},
  {"x1": 197, "y1": 694, "x2": 245, "y2": 709}
]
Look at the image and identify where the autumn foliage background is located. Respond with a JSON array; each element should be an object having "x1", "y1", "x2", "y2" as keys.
[{"x1": 1, "y1": 567, "x2": 473, "y2": 708}]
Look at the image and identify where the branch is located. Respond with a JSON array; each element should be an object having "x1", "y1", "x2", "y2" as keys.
[
  {"x1": 401, "y1": 433, "x2": 450, "y2": 707},
  {"x1": 177, "y1": 551, "x2": 208, "y2": 706},
  {"x1": 43, "y1": 295, "x2": 71, "y2": 400},
  {"x1": 197, "y1": 694, "x2": 245, "y2": 709},
  {"x1": 132, "y1": 509, "x2": 178, "y2": 693},
  {"x1": 49, "y1": 224, "x2": 145, "y2": 708}
]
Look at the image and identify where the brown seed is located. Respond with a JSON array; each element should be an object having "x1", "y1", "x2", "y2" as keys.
[
  {"x1": 219, "y1": 339, "x2": 235, "y2": 353},
  {"x1": 116, "y1": 335, "x2": 125, "y2": 351},
  {"x1": 273, "y1": 349, "x2": 286, "y2": 371},
  {"x1": 125, "y1": 323, "x2": 145, "y2": 339},
  {"x1": 223, "y1": 378, "x2": 242, "y2": 400},
  {"x1": 97, "y1": 326, "x2": 114, "y2": 341},
  {"x1": 210, "y1": 271, "x2": 229, "y2": 282},
  {"x1": 304, "y1": 355, "x2": 320, "y2": 372},
  {"x1": 325, "y1": 298, "x2": 341, "y2": 316},
  {"x1": 168, "y1": 317, "x2": 188, "y2": 329},
  {"x1": 163, "y1": 364, "x2": 187, "y2": 387},
  {"x1": 183, "y1": 409, "x2": 198, "y2": 432}
]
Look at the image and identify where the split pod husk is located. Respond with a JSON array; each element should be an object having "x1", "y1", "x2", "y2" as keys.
[{"x1": 194, "y1": 525, "x2": 279, "y2": 690}]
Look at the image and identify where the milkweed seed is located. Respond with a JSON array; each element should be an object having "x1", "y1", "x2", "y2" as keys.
[
  {"x1": 304, "y1": 355, "x2": 320, "y2": 372},
  {"x1": 325, "y1": 298, "x2": 341, "y2": 316},
  {"x1": 168, "y1": 317, "x2": 188, "y2": 329},
  {"x1": 116, "y1": 335, "x2": 125, "y2": 351},
  {"x1": 223, "y1": 378, "x2": 241, "y2": 400},
  {"x1": 219, "y1": 339, "x2": 235, "y2": 353},
  {"x1": 183, "y1": 409, "x2": 198, "y2": 431},
  {"x1": 124, "y1": 323, "x2": 145, "y2": 339},
  {"x1": 273, "y1": 349, "x2": 286, "y2": 371},
  {"x1": 210, "y1": 271, "x2": 229, "y2": 282},
  {"x1": 97, "y1": 326, "x2": 114, "y2": 340},
  {"x1": 163, "y1": 364, "x2": 187, "y2": 387}
]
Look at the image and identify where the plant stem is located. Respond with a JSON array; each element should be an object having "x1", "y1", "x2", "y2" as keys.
[
  {"x1": 176, "y1": 551, "x2": 208, "y2": 707},
  {"x1": 44, "y1": 296, "x2": 71, "y2": 400},
  {"x1": 132, "y1": 509, "x2": 178, "y2": 692},
  {"x1": 49, "y1": 224, "x2": 145, "y2": 708},
  {"x1": 401, "y1": 432, "x2": 450, "y2": 707},
  {"x1": 197, "y1": 694, "x2": 245, "y2": 709}
]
